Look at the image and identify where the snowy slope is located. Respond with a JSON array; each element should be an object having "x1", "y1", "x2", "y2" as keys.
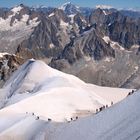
[
  {"x1": 0, "y1": 5, "x2": 39, "y2": 31},
  {"x1": 44, "y1": 90, "x2": 140, "y2": 140},
  {"x1": 0, "y1": 90, "x2": 139, "y2": 140},
  {"x1": 0, "y1": 59, "x2": 132, "y2": 121},
  {"x1": 0, "y1": 5, "x2": 40, "y2": 54},
  {"x1": 0, "y1": 59, "x2": 133, "y2": 139},
  {"x1": 0, "y1": 114, "x2": 47, "y2": 140}
]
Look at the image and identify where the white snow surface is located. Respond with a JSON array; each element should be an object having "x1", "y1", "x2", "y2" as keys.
[
  {"x1": 59, "y1": 2, "x2": 80, "y2": 11},
  {"x1": 0, "y1": 7, "x2": 39, "y2": 31},
  {"x1": 48, "y1": 13, "x2": 55, "y2": 17},
  {"x1": 0, "y1": 59, "x2": 133, "y2": 139},
  {"x1": 45, "y1": 90, "x2": 140, "y2": 140},
  {"x1": 60, "y1": 20, "x2": 69, "y2": 27},
  {"x1": 68, "y1": 14, "x2": 75, "y2": 23},
  {"x1": 0, "y1": 53, "x2": 10, "y2": 58},
  {"x1": 103, "y1": 36, "x2": 125, "y2": 50},
  {"x1": 11, "y1": 6, "x2": 23, "y2": 14},
  {"x1": 103, "y1": 10, "x2": 107, "y2": 15},
  {"x1": 0, "y1": 59, "x2": 131, "y2": 120},
  {"x1": 0, "y1": 114, "x2": 47, "y2": 140}
]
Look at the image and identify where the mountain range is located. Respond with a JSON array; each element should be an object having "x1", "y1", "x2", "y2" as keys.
[{"x1": 0, "y1": 3, "x2": 139, "y2": 88}]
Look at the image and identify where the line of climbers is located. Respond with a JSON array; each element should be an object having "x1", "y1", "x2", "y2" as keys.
[
  {"x1": 127, "y1": 90, "x2": 135, "y2": 96},
  {"x1": 25, "y1": 112, "x2": 52, "y2": 122},
  {"x1": 67, "y1": 116, "x2": 79, "y2": 123},
  {"x1": 96, "y1": 101, "x2": 113, "y2": 114},
  {"x1": 25, "y1": 90, "x2": 136, "y2": 123},
  {"x1": 96, "y1": 90, "x2": 136, "y2": 114}
]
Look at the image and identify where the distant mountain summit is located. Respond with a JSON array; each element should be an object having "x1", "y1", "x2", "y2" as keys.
[
  {"x1": 59, "y1": 2, "x2": 93, "y2": 16},
  {"x1": 59, "y1": 2, "x2": 80, "y2": 15},
  {"x1": 96, "y1": 5, "x2": 113, "y2": 9}
]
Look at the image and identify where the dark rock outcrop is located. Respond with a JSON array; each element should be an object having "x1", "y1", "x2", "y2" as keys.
[
  {"x1": 89, "y1": 9, "x2": 140, "y2": 49},
  {"x1": 0, "y1": 54, "x2": 24, "y2": 87}
]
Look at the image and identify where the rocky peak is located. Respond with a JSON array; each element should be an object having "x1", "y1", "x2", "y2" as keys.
[
  {"x1": 52, "y1": 8, "x2": 69, "y2": 22},
  {"x1": 89, "y1": 8, "x2": 110, "y2": 25}
]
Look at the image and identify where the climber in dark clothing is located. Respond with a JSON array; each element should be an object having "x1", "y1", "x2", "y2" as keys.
[
  {"x1": 131, "y1": 90, "x2": 135, "y2": 94},
  {"x1": 106, "y1": 105, "x2": 108, "y2": 108},
  {"x1": 99, "y1": 107, "x2": 103, "y2": 111},
  {"x1": 1, "y1": 70, "x2": 5, "y2": 81},
  {"x1": 36, "y1": 116, "x2": 39, "y2": 120},
  {"x1": 128, "y1": 92, "x2": 131, "y2": 96},
  {"x1": 96, "y1": 109, "x2": 98, "y2": 113},
  {"x1": 48, "y1": 118, "x2": 52, "y2": 121}
]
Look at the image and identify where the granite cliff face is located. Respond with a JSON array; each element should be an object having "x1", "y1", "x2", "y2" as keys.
[
  {"x1": 89, "y1": 8, "x2": 140, "y2": 49},
  {"x1": 0, "y1": 3, "x2": 140, "y2": 88}
]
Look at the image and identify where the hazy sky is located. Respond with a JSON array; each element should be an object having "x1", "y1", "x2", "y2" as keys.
[{"x1": 0, "y1": 0, "x2": 140, "y2": 9}]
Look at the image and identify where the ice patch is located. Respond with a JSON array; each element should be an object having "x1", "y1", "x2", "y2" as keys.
[
  {"x1": 69, "y1": 14, "x2": 75, "y2": 23},
  {"x1": 103, "y1": 10, "x2": 107, "y2": 15},
  {"x1": 104, "y1": 57, "x2": 111, "y2": 62},
  {"x1": 49, "y1": 13, "x2": 55, "y2": 17},
  {"x1": 131, "y1": 45, "x2": 139, "y2": 49},
  {"x1": 60, "y1": 20, "x2": 69, "y2": 27},
  {"x1": 134, "y1": 66, "x2": 139, "y2": 70},
  {"x1": 49, "y1": 43, "x2": 55, "y2": 49},
  {"x1": 0, "y1": 53, "x2": 10, "y2": 58},
  {"x1": 21, "y1": 14, "x2": 29, "y2": 22},
  {"x1": 103, "y1": 36, "x2": 125, "y2": 50}
]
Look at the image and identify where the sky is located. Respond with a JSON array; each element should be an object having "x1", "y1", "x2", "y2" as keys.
[{"x1": 0, "y1": 0, "x2": 140, "y2": 9}]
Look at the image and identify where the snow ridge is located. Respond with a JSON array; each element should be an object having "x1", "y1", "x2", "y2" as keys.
[{"x1": 0, "y1": 59, "x2": 133, "y2": 139}]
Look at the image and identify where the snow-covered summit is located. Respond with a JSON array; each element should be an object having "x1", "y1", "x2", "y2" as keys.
[
  {"x1": 59, "y1": 2, "x2": 80, "y2": 15},
  {"x1": 11, "y1": 5, "x2": 23, "y2": 14},
  {"x1": 59, "y1": 2, "x2": 79, "y2": 10}
]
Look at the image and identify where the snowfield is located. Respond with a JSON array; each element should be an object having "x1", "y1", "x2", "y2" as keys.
[
  {"x1": 0, "y1": 59, "x2": 134, "y2": 139},
  {"x1": 45, "y1": 89, "x2": 140, "y2": 140},
  {"x1": 0, "y1": 6, "x2": 39, "y2": 31}
]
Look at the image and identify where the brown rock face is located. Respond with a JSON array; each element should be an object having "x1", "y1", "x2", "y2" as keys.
[{"x1": 0, "y1": 54, "x2": 24, "y2": 87}]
